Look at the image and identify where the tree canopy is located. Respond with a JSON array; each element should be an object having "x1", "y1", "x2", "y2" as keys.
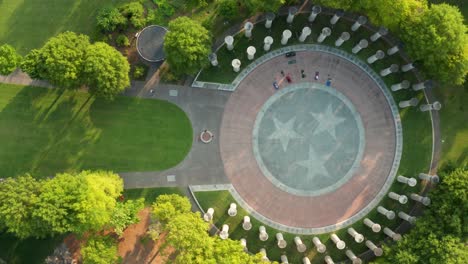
[
  {"x1": 153, "y1": 194, "x2": 264, "y2": 263},
  {"x1": 360, "y1": 0, "x2": 428, "y2": 31},
  {"x1": 240, "y1": 0, "x2": 286, "y2": 13},
  {"x1": 152, "y1": 194, "x2": 192, "y2": 223},
  {"x1": 96, "y1": 7, "x2": 127, "y2": 32},
  {"x1": 312, "y1": 1, "x2": 467, "y2": 86},
  {"x1": 20, "y1": 31, "x2": 131, "y2": 98},
  {"x1": 218, "y1": 0, "x2": 239, "y2": 21},
  {"x1": 0, "y1": 44, "x2": 22, "y2": 75},
  {"x1": 164, "y1": 16, "x2": 211, "y2": 75},
  {"x1": 0, "y1": 175, "x2": 46, "y2": 239},
  {"x1": 119, "y1": 1, "x2": 146, "y2": 29},
  {"x1": 21, "y1": 32, "x2": 90, "y2": 89},
  {"x1": 81, "y1": 235, "x2": 118, "y2": 264},
  {"x1": 109, "y1": 198, "x2": 145, "y2": 236},
  {"x1": 83, "y1": 42, "x2": 130, "y2": 100},
  {"x1": 401, "y1": 3, "x2": 467, "y2": 85},
  {"x1": 307, "y1": 0, "x2": 355, "y2": 10},
  {"x1": 374, "y1": 168, "x2": 468, "y2": 264},
  {"x1": 0, "y1": 171, "x2": 124, "y2": 238}
]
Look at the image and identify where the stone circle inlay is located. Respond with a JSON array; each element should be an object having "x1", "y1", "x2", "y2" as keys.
[{"x1": 253, "y1": 83, "x2": 365, "y2": 196}]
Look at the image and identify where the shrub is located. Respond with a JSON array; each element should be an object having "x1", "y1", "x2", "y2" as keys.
[
  {"x1": 96, "y1": 7, "x2": 127, "y2": 32},
  {"x1": 153, "y1": 0, "x2": 175, "y2": 17},
  {"x1": 159, "y1": 63, "x2": 182, "y2": 83},
  {"x1": 82, "y1": 235, "x2": 118, "y2": 264},
  {"x1": 0, "y1": 44, "x2": 22, "y2": 75},
  {"x1": 147, "y1": 222, "x2": 162, "y2": 241},
  {"x1": 132, "y1": 65, "x2": 147, "y2": 80},
  {"x1": 146, "y1": 9, "x2": 167, "y2": 25},
  {"x1": 218, "y1": 0, "x2": 238, "y2": 21},
  {"x1": 116, "y1": 34, "x2": 130, "y2": 47},
  {"x1": 119, "y1": 2, "x2": 146, "y2": 29}
]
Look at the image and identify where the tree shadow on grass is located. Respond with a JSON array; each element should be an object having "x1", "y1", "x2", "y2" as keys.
[{"x1": 0, "y1": 86, "x2": 98, "y2": 178}]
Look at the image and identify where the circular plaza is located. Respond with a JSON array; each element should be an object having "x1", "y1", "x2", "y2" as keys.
[{"x1": 220, "y1": 48, "x2": 402, "y2": 233}]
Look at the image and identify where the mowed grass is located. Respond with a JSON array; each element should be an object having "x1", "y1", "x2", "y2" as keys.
[
  {"x1": 0, "y1": 84, "x2": 193, "y2": 178},
  {"x1": 0, "y1": 0, "x2": 127, "y2": 54},
  {"x1": 435, "y1": 85, "x2": 468, "y2": 168}
]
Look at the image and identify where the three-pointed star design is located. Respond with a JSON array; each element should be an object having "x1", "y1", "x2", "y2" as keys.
[
  {"x1": 309, "y1": 104, "x2": 346, "y2": 140},
  {"x1": 296, "y1": 145, "x2": 330, "y2": 180},
  {"x1": 268, "y1": 116, "x2": 301, "y2": 152}
]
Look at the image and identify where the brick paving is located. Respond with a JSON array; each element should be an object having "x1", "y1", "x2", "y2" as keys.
[{"x1": 220, "y1": 51, "x2": 399, "y2": 230}]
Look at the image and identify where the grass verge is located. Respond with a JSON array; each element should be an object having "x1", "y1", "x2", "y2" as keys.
[{"x1": 123, "y1": 187, "x2": 184, "y2": 206}]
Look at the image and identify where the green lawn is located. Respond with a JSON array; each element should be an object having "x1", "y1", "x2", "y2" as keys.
[
  {"x1": 0, "y1": 84, "x2": 193, "y2": 178},
  {"x1": 435, "y1": 85, "x2": 468, "y2": 168},
  {"x1": 0, "y1": 0, "x2": 129, "y2": 55},
  {"x1": 429, "y1": 0, "x2": 468, "y2": 169}
]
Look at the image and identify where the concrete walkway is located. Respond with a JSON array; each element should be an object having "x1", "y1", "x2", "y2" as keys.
[
  {"x1": 119, "y1": 82, "x2": 231, "y2": 189},
  {"x1": 0, "y1": 69, "x2": 53, "y2": 88}
]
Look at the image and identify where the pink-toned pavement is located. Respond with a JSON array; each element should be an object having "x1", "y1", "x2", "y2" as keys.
[{"x1": 220, "y1": 51, "x2": 397, "y2": 230}]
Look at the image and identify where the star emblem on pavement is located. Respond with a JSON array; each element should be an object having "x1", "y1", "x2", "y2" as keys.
[
  {"x1": 309, "y1": 104, "x2": 346, "y2": 140},
  {"x1": 268, "y1": 116, "x2": 301, "y2": 152},
  {"x1": 296, "y1": 146, "x2": 330, "y2": 181}
]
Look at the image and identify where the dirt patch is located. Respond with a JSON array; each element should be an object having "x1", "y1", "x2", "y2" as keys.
[
  {"x1": 118, "y1": 208, "x2": 174, "y2": 264},
  {"x1": 64, "y1": 234, "x2": 81, "y2": 262},
  {"x1": 62, "y1": 208, "x2": 174, "y2": 264}
]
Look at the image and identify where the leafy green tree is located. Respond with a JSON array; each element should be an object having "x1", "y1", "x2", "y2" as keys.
[
  {"x1": 0, "y1": 175, "x2": 48, "y2": 239},
  {"x1": 401, "y1": 3, "x2": 467, "y2": 85},
  {"x1": 152, "y1": 194, "x2": 191, "y2": 223},
  {"x1": 96, "y1": 7, "x2": 127, "y2": 32},
  {"x1": 218, "y1": 0, "x2": 238, "y2": 20},
  {"x1": 165, "y1": 212, "x2": 215, "y2": 263},
  {"x1": 35, "y1": 171, "x2": 123, "y2": 235},
  {"x1": 20, "y1": 49, "x2": 42, "y2": 79},
  {"x1": 153, "y1": 0, "x2": 176, "y2": 17},
  {"x1": 374, "y1": 168, "x2": 468, "y2": 264},
  {"x1": 359, "y1": 0, "x2": 428, "y2": 31},
  {"x1": 164, "y1": 16, "x2": 211, "y2": 75},
  {"x1": 164, "y1": 211, "x2": 267, "y2": 263},
  {"x1": 0, "y1": 44, "x2": 22, "y2": 75},
  {"x1": 81, "y1": 235, "x2": 118, "y2": 264},
  {"x1": 213, "y1": 238, "x2": 265, "y2": 264},
  {"x1": 109, "y1": 198, "x2": 145, "y2": 236},
  {"x1": 241, "y1": 0, "x2": 285, "y2": 13},
  {"x1": 83, "y1": 42, "x2": 130, "y2": 100},
  {"x1": 20, "y1": 32, "x2": 90, "y2": 89},
  {"x1": 116, "y1": 34, "x2": 130, "y2": 47},
  {"x1": 310, "y1": 0, "x2": 356, "y2": 10}
]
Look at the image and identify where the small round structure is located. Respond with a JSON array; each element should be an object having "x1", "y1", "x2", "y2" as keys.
[
  {"x1": 136, "y1": 25, "x2": 168, "y2": 62},
  {"x1": 200, "y1": 130, "x2": 214, "y2": 143}
]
